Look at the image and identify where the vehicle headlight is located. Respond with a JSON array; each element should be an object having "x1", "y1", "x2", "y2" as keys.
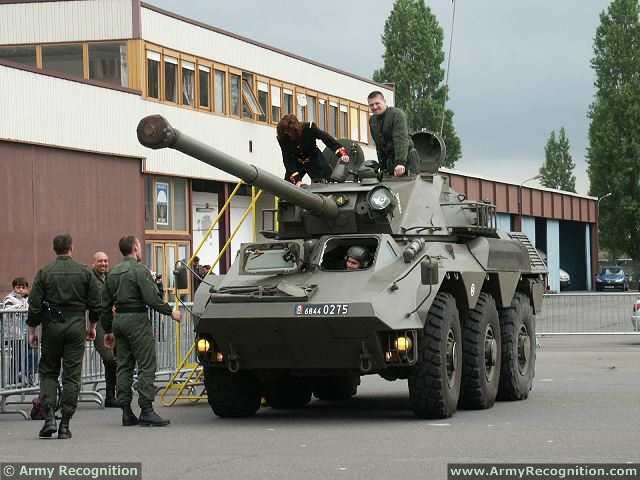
[
  {"x1": 596, "y1": 278, "x2": 602, "y2": 282},
  {"x1": 367, "y1": 187, "x2": 394, "y2": 211}
]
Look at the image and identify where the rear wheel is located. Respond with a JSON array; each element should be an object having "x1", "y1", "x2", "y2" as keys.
[
  {"x1": 204, "y1": 367, "x2": 261, "y2": 418},
  {"x1": 313, "y1": 375, "x2": 359, "y2": 401},
  {"x1": 267, "y1": 376, "x2": 312, "y2": 409},
  {"x1": 409, "y1": 292, "x2": 462, "y2": 419},
  {"x1": 498, "y1": 293, "x2": 535, "y2": 400},
  {"x1": 459, "y1": 293, "x2": 501, "y2": 410}
]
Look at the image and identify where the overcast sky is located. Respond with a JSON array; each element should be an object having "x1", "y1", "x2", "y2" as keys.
[{"x1": 149, "y1": 0, "x2": 611, "y2": 194}]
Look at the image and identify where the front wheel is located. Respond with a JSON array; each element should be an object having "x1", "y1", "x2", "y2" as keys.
[
  {"x1": 408, "y1": 292, "x2": 462, "y2": 419},
  {"x1": 204, "y1": 367, "x2": 261, "y2": 418}
]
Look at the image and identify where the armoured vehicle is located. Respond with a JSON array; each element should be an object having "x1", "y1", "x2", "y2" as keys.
[{"x1": 137, "y1": 115, "x2": 546, "y2": 419}]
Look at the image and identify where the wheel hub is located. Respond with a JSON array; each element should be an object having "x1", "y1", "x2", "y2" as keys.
[
  {"x1": 484, "y1": 325, "x2": 497, "y2": 381},
  {"x1": 446, "y1": 328, "x2": 458, "y2": 387},
  {"x1": 517, "y1": 324, "x2": 531, "y2": 375}
]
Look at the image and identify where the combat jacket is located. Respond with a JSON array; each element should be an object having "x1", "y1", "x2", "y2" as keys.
[
  {"x1": 27, "y1": 255, "x2": 100, "y2": 327},
  {"x1": 100, "y1": 257, "x2": 173, "y2": 334},
  {"x1": 369, "y1": 107, "x2": 415, "y2": 173}
]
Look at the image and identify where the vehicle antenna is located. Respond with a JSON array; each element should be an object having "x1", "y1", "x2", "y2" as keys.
[{"x1": 440, "y1": 0, "x2": 457, "y2": 137}]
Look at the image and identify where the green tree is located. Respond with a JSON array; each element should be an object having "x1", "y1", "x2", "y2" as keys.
[
  {"x1": 373, "y1": 0, "x2": 461, "y2": 167},
  {"x1": 587, "y1": 0, "x2": 640, "y2": 262},
  {"x1": 539, "y1": 128, "x2": 576, "y2": 192}
]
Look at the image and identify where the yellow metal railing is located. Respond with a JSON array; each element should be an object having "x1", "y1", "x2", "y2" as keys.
[{"x1": 160, "y1": 183, "x2": 262, "y2": 406}]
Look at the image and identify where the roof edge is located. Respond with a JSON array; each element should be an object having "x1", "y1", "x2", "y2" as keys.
[{"x1": 140, "y1": 1, "x2": 393, "y2": 92}]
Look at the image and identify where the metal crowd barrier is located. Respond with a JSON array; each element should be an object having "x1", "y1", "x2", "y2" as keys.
[
  {"x1": 537, "y1": 292, "x2": 639, "y2": 334},
  {"x1": 1, "y1": 304, "x2": 194, "y2": 419}
]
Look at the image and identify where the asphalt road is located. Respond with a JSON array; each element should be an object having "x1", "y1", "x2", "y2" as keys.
[{"x1": 1, "y1": 336, "x2": 639, "y2": 480}]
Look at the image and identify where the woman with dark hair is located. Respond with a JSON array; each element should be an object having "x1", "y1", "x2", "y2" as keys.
[{"x1": 276, "y1": 114, "x2": 350, "y2": 185}]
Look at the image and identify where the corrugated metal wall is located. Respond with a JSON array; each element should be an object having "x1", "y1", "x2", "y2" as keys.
[
  {"x1": 140, "y1": 7, "x2": 392, "y2": 106},
  {"x1": 521, "y1": 216, "x2": 536, "y2": 245},
  {"x1": 547, "y1": 219, "x2": 560, "y2": 291},
  {"x1": 0, "y1": 0, "x2": 133, "y2": 45},
  {"x1": 0, "y1": 65, "x2": 379, "y2": 182},
  {"x1": 496, "y1": 213, "x2": 511, "y2": 232},
  {"x1": 0, "y1": 140, "x2": 143, "y2": 294}
]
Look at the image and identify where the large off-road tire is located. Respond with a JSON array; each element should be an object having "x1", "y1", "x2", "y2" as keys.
[
  {"x1": 497, "y1": 293, "x2": 535, "y2": 401},
  {"x1": 267, "y1": 376, "x2": 312, "y2": 409},
  {"x1": 204, "y1": 367, "x2": 261, "y2": 418},
  {"x1": 313, "y1": 375, "x2": 359, "y2": 401},
  {"x1": 409, "y1": 292, "x2": 462, "y2": 419},
  {"x1": 459, "y1": 293, "x2": 501, "y2": 410}
]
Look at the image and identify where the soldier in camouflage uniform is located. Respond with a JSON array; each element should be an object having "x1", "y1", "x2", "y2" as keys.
[
  {"x1": 91, "y1": 251, "x2": 118, "y2": 407},
  {"x1": 27, "y1": 234, "x2": 100, "y2": 439},
  {"x1": 101, "y1": 236, "x2": 181, "y2": 427}
]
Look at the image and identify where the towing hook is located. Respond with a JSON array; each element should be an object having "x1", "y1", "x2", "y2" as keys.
[{"x1": 228, "y1": 358, "x2": 240, "y2": 373}]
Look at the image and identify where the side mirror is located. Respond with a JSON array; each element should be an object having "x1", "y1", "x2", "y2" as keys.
[
  {"x1": 420, "y1": 260, "x2": 438, "y2": 285},
  {"x1": 173, "y1": 261, "x2": 188, "y2": 290}
]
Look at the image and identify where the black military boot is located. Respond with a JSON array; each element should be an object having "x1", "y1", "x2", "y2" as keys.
[
  {"x1": 38, "y1": 409, "x2": 57, "y2": 439},
  {"x1": 104, "y1": 366, "x2": 119, "y2": 408},
  {"x1": 57, "y1": 416, "x2": 72, "y2": 439},
  {"x1": 121, "y1": 404, "x2": 139, "y2": 427},
  {"x1": 138, "y1": 403, "x2": 170, "y2": 427}
]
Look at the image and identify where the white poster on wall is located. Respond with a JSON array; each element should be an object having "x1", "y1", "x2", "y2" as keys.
[{"x1": 156, "y1": 182, "x2": 169, "y2": 226}]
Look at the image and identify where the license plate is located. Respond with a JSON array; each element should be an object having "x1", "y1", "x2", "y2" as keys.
[{"x1": 294, "y1": 303, "x2": 349, "y2": 316}]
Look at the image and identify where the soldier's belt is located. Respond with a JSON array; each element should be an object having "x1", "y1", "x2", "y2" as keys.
[{"x1": 116, "y1": 306, "x2": 147, "y2": 313}]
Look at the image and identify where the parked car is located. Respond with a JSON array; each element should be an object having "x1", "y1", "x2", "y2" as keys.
[
  {"x1": 632, "y1": 298, "x2": 640, "y2": 332},
  {"x1": 595, "y1": 267, "x2": 629, "y2": 292},
  {"x1": 559, "y1": 269, "x2": 571, "y2": 291},
  {"x1": 536, "y1": 249, "x2": 571, "y2": 291}
]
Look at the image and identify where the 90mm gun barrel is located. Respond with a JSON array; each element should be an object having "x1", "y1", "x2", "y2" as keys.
[{"x1": 137, "y1": 115, "x2": 338, "y2": 218}]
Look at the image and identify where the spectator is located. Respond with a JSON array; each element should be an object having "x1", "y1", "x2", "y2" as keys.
[{"x1": 2, "y1": 277, "x2": 29, "y2": 310}]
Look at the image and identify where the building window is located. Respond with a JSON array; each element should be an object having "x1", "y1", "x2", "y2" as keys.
[
  {"x1": 307, "y1": 95, "x2": 317, "y2": 124},
  {"x1": 350, "y1": 107, "x2": 359, "y2": 141},
  {"x1": 339, "y1": 105, "x2": 348, "y2": 138},
  {"x1": 242, "y1": 77, "x2": 264, "y2": 119},
  {"x1": 230, "y1": 73, "x2": 241, "y2": 116},
  {"x1": 146, "y1": 50, "x2": 160, "y2": 99},
  {"x1": 0, "y1": 45, "x2": 37, "y2": 67},
  {"x1": 198, "y1": 65, "x2": 210, "y2": 109},
  {"x1": 328, "y1": 102, "x2": 338, "y2": 136},
  {"x1": 144, "y1": 176, "x2": 189, "y2": 232},
  {"x1": 359, "y1": 110, "x2": 369, "y2": 144},
  {"x1": 145, "y1": 241, "x2": 191, "y2": 302},
  {"x1": 318, "y1": 99, "x2": 326, "y2": 130},
  {"x1": 214, "y1": 69, "x2": 226, "y2": 113},
  {"x1": 164, "y1": 56, "x2": 178, "y2": 102},
  {"x1": 182, "y1": 61, "x2": 195, "y2": 106},
  {"x1": 282, "y1": 89, "x2": 293, "y2": 116},
  {"x1": 296, "y1": 93, "x2": 306, "y2": 120},
  {"x1": 42, "y1": 44, "x2": 83, "y2": 77},
  {"x1": 88, "y1": 42, "x2": 128, "y2": 87},
  {"x1": 241, "y1": 72, "x2": 254, "y2": 118},
  {"x1": 270, "y1": 85, "x2": 281, "y2": 122},
  {"x1": 257, "y1": 81, "x2": 269, "y2": 122}
]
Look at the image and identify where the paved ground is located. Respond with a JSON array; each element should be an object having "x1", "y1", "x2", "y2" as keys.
[{"x1": 1, "y1": 336, "x2": 640, "y2": 480}]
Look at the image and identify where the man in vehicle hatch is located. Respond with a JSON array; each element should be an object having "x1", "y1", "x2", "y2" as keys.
[
  {"x1": 367, "y1": 91, "x2": 418, "y2": 176},
  {"x1": 345, "y1": 246, "x2": 371, "y2": 271}
]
